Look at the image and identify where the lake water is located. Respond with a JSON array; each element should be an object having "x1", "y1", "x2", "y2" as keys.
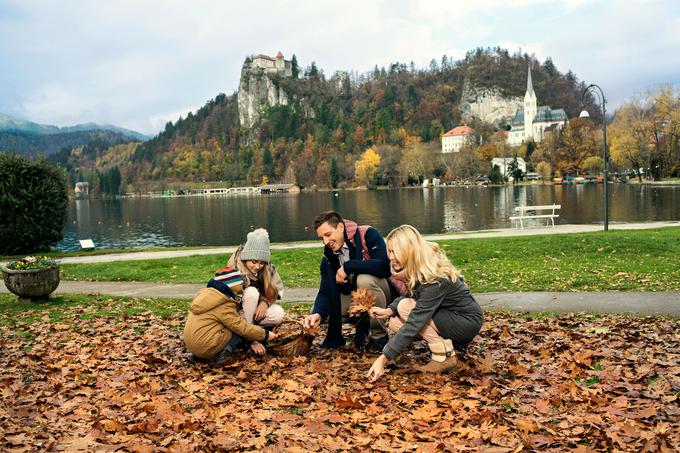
[{"x1": 57, "y1": 184, "x2": 680, "y2": 251}]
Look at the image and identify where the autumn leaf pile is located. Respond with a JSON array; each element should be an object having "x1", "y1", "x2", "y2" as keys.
[
  {"x1": 347, "y1": 288, "x2": 376, "y2": 317},
  {"x1": 1, "y1": 298, "x2": 678, "y2": 451}
]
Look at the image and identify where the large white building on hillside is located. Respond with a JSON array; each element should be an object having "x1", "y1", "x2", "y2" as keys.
[
  {"x1": 441, "y1": 125, "x2": 476, "y2": 153},
  {"x1": 507, "y1": 68, "x2": 568, "y2": 146}
]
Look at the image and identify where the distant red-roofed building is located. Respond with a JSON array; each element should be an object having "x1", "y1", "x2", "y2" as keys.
[
  {"x1": 441, "y1": 125, "x2": 476, "y2": 153},
  {"x1": 250, "y1": 51, "x2": 292, "y2": 77}
]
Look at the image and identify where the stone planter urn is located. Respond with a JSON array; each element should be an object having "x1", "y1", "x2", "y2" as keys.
[{"x1": 2, "y1": 265, "x2": 60, "y2": 302}]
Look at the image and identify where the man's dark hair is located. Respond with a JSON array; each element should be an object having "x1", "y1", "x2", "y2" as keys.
[{"x1": 313, "y1": 210, "x2": 344, "y2": 231}]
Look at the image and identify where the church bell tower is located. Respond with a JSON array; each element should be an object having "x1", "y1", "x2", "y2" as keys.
[{"x1": 524, "y1": 66, "x2": 537, "y2": 140}]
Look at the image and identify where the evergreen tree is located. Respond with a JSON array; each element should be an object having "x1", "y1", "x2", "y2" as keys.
[
  {"x1": 489, "y1": 164, "x2": 504, "y2": 184},
  {"x1": 330, "y1": 156, "x2": 339, "y2": 188},
  {"x1": 507, "y1": 157, "x2": 524, "y2": 181},
  {"x1": 0, "y1": 154, "x2": 68, "y2": 254},
  {"x1": 262, "y1": 145, "x2": 274, "y2": 177},
  {"x1": 306, "y1": 62, "x2": 319, "y2": 79},
  {"x1": 110, "y1": 166, "x2": 122, "y2": 196},
  {"x1": 291, "y1": 54, "x2": 299, "y2": 78}
]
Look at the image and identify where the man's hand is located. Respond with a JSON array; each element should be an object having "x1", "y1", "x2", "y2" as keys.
[
  {"x1": 254, "y1": 301, "x2": 268, "y2": 322},
  {"x1": 367, "y1": 354, "x2": 389, "y2": 382},
  {"x1": 335, "y1": 266, "x2": 348, "y2": 284},
  {"x1": 303, "y1": 313, "x2": 321, "y2": 330},
  {"x1": 369, "y1": 307, "x2": 392, "y2": 319}
]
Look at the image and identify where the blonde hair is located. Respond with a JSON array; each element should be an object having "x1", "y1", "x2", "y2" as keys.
[
  {"x1": 386, "y1": 225, "x2": 460, "y2": 290},
  {"x1": 260, "y1": 263, "x2": 278, "y2": 300},
  {"x1": 236, "y1": 256, "x2": 279, "y2": 301}
]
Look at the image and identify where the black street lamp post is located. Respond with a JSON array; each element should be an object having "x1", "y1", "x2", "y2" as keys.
[{"x1": 580, "y1": 84, "x2": 608, "y2": 231}]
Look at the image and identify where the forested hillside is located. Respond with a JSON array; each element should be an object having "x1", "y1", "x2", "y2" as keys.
[
  {"x1": 0, "y1": 129, "x2": 139, "y2": 157},
  {"x1": 56, "y1": 47, "x2": 599, "y2": 192}
]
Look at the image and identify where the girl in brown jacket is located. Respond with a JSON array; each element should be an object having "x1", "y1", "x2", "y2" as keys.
[{"x1": 183, "y1": 274, "x2": 278, "y2": 366}]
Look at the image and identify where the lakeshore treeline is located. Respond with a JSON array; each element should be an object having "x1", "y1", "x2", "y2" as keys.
[{"x1": 38, "y1": 47, "x2": 680, "y2": 196}]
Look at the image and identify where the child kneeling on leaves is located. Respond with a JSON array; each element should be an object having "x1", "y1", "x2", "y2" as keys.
[
  {"x1": 183, "y1": 268, "x2": 278, "y2": 366},
  {"x1": 227, "y1": 228, "x2": 285, "y2": 355}
]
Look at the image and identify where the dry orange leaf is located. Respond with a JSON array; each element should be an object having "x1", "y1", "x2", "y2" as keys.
[
  {"x1": 335, "y1": 394, "x2": 365, "y2": 409},
  {"x1": 347, "y1": 288, "x2": 376, "y2": 317}
]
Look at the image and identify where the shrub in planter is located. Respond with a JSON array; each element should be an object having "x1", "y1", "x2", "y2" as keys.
[
  {"x1": 0, "y1": 153, "x2": 69, "y2": 255},
  {"x1": 2, "y1": 255, "x2": 60, "y2": 301}
]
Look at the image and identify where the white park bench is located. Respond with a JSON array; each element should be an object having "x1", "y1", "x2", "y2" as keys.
[{"x1": 510, "y1": 204, "x2": 561, "y2": 229}]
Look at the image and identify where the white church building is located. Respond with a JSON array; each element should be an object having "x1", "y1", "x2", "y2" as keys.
[{"x1": 507, "y1": 68, "x2": 568, "y2": 146}]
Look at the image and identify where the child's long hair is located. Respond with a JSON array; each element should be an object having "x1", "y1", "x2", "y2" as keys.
[
  {"x1": 236, "y1": 256, "x2": 279, "y2": 301},
  {"x1": 259, "y1": 263, "x2": 278, "y2": 301},
  {"x1": 386, "y1": 224, "x2": 460, "y2": 290}
]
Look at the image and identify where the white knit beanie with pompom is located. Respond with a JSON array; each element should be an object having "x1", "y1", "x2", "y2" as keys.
[{"x1": 240, "y1": 228, "x2": 271, "y2": 263}]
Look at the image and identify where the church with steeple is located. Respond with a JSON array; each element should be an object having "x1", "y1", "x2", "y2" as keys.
[{"x1": 507, "y1": 67, "x2": 568, "y2": 146}]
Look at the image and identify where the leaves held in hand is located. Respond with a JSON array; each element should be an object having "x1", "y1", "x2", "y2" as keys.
[
  {"x1": 347, "y1": 288, "x2": 376, "y2": 317},
  {"x1": 303, "y1": 324, "x2": 321, "y2": 338}
]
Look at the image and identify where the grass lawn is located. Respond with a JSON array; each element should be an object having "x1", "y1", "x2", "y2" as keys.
[
  {"x1": 59, "y1": 227, "x2": 680, "y2": 292},
  {"x1": 1, "y1": 293, "x2": 677, "y2": 450}
]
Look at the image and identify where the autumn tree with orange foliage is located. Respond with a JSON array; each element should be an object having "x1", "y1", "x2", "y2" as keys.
[
  {"x1": 552, "y1": 118, "x2": 598, "y2": 175},
  {"x1": 609, "y1": 100, "x2": 652, "y2": 182}
]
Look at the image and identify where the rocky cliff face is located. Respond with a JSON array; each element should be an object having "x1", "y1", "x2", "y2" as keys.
[
  {"x1": 459, "y1": 79, "x2": 522, "y2": 128},
  {"x1": 237, "y1": 64, "x2": 290, "y2": 130}
]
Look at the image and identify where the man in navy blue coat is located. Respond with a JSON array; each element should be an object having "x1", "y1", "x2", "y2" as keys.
[{"x1": 303, "y1": 211, "x2": 394, "y2": 350}]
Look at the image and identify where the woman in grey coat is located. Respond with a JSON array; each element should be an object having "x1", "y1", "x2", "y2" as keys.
[{"x1": 367, "y1": 225, "x2": 483, "y2": 382}]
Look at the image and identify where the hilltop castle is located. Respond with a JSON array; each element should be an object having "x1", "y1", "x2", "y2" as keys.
[
  {"x1": 507, "y1": 67, "x2": 568, "y2": 146},
  {"x1": 248, "y1": 51, "x2": 293, "y2": 77},
  {"x1": 238, "y1": 51, "x2": 293, "y2": 131}
]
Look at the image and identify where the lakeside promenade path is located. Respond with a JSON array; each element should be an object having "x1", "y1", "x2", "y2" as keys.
[{"x1": 2, "y1": 221, "x2": 679, "y2": 315}]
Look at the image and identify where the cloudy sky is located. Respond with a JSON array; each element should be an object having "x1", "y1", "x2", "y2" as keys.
[{"x1": 1, "y1": 0, "x2": 679, "y2": 136}]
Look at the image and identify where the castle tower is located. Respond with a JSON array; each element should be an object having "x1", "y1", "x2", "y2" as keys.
[
  {"x1": 275, "y1": 51, "x2": 285, "y2": 70},
  {"x1": 524, "y1": 66, "x2": 537, "y2": 140}
]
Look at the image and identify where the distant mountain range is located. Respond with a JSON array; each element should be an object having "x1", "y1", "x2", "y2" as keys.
[
  {"x1": 0, "y1": 112, "x2": 149, "y2": 157},
  {"x1": 0, "y1": 113, "x2": 149, "y2": 141}
]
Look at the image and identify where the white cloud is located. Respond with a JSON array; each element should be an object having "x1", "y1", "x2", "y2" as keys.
[
  {"x1": 143, "y1": 104, "x2": 203, "y2": 137},
  {"x1": 497, "y1": 41, "x2": 549, "y2": 60}
]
